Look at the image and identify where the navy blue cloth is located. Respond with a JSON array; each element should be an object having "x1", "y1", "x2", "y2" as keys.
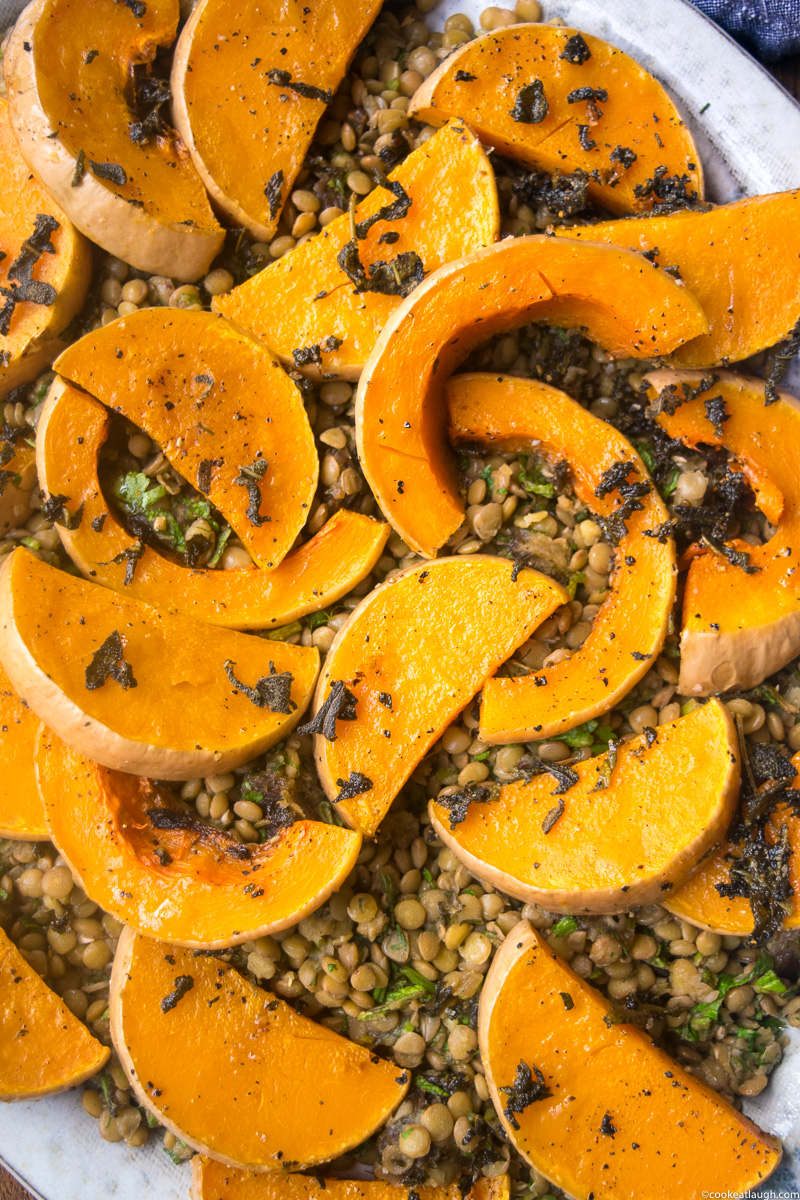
[{"x1": 691, "y1": 0, "x2": 800, "y2": 60}]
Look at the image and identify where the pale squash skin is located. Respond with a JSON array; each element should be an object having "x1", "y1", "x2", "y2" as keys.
[
  {"x1": 0, "y1": 927, "x2": 109, "y2": 1100},
  {"x1": 430, "y1": 701, "x2": 740, "y2": 914},
  {"x1": 38, "y1": 725, "x2": 362, "y2": 949},
  {"x1": 214, "y1": 121, "x2": 500, "y2": 381},
  {"x1": 110, "y1": 928, "x2": 411, "y2": 1171},
  {"x1": 190, "y1": 1160, "x2": 510, "y2": 1200},
  {"x1": 448, "y1": 373, "x2": 676, "y2": 742},
  {"x1": 355, "y1": 236, "x2": 709, "y2": 558},
  {"x1": 312, "y1": 557, "x2": 566, "y2": 837},
  {"x1": 0, "y1": 662, "x2": 46, "y2": 840},
  {"x1": 560, "y1": 189, "x2": 800, "y2": 368},
  {"x1": 479, "y1": 920, "x2": 781, "y2": 1199},
  {"x1": 0, "y1": 547, "x2": 320, "y2": 779},
  {"x1": 0, "y1": 96, "x2": 92, "y2": 396},
  {"x1": 409, "y1": 24, "x2": 703, "y2": 216},
  {"x1": 53, "y1": 309, "x2": 319, "y2": 572},
  {"x1": 171, "y1": 0, "x2": 383, "y2": 241},
  {"x1": 646, "y1": 369, "x2": 800, "y2": 694},
  {"x1": 37, "y1": 376, "x2": 389, "y2": 629},
  {"x1": 666, "y1": 750, "x2": 800, "y2": 935},
  {"x1": 4, "y1": 0, "x2": 224, "y2": 281}
]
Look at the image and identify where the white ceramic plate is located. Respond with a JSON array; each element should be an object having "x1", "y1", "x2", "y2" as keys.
[{"x1": 2, "y1": 0, "x2": 800, "y2": 1195}]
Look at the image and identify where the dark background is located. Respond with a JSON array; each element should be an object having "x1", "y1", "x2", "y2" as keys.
[{"x1": 1, "y1": 48, "x2": 798, "y2": 1200}]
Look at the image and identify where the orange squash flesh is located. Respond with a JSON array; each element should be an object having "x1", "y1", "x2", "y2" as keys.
[
  {"x1": 0, "y1": 662, "x2": 46, "y2": 840},
  {"x1": 560, "y1": 189, "x2": 800, "y2": 368},
  {"x1": 110, "y1": 927, "x2": 410, "y2": 1170},
  {"x1": 356, "y1": 236, "x2": 708, "y2": 558},
  {"x1": 0, "y1": 95, "x2": 91, "y2": 396},
  {"x1": 191, "y1": 1160, "x2": 509, "y2": 1200},
  {"x1": 313, "y1": 557, "x2": 566, "y2": 837},
  {"x1": 479, "y1": 920, "x2": 781, "y2": 1199},
  {"x1": 171, "y1": 0, "x2": 382, "y2": 241},
  {"x1": 430, "y1": 701, "x2": 738, "y2": 914},
  {"x1": 409, "y1": 24, "x2": 702, "y2": 216},
  {"x1": 214, "y1": 121, "x2": 499, "y2": 381},
  {"x1": 53, "y1": 309, "x2": 318, "y2": 571},
  {"x1": 0, "y1": 926, "x2": 109, "y2": 1100},
  {"x1": 0, "y1": 438, "x2": 37, "y2": 537},
  {"x1": 448, "y1": 373, "x2": 676, "y2": 742},
  {"x1": 4, "y1": 0, "x2": 223, "y2": 281},
  {"x1": 647, "y1": 369, "x2": 800, "y2": 695},
  {"x1": 37, "y1": 377, "x2": 388, "y2": 629},
  {"x1": 666, "y1": 750, "x2": 800, "y2": 935},
  {"x1": 0, "y1": 547, "x2": 319, "y2": 779},
  {"x1": 37, "y1": 727, "x2": 361, "y2": 948}
]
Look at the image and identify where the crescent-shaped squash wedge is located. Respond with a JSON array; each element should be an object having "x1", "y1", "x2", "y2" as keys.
[
  {"x1": 479, "y1": 920, "x2": 781, "y2": 1199},
  {"x1": 4, "y1": 0, "x2": 223, "y2": 281},
  {"x1": 37, "y1": 378, "x2": 387, "y2": 629},
  {"x1": 448, "y1": 373, "x2": 676, "y2": 742},
  {"x1": 0, "y1": 926, "x2": 109, "y2": 1100},
  {"x1": 171, "y1": 0, "x2": 383, "y2": 241},
  {"x1": 356, "y1": 236, "x2": 708, "y2": 557},
  {"x1": 37, "y1": 726, "x2": 361, "y2": 948},
  {"x1": 0, "y1": 96, "x2": 91, "y2": 396},
  {"x1": 647, "y1": 369, "x2": 800, "y2": 695},
  {"x1": 53, "y1": 309, "x2": 318, "y2": 571},
  {"x1": 559, "y1": 189, "x2": 800, "y2": 367},
  {"x1": 0, "y1": 437, "x2": 37, "y2": 536},
  {"x1": 312, "y1": 557, "x2": 566, "y2": 837},
  {"x1": 0, "y1": 662, "x2": 46, "y2": 840},
  {"x1": 430, "y1": 701, "x2": 738, "y2": 914},
  {"x1": 110, "y1": 927, "x2": 410, "y2": 1170},
  {"x1": 0, "y1": 547, "x2": 319, "y2": 779},
  {"x1": 214, "y1": 121, "x2": 499, "y2": 381},
  {"x1": 666, "y1": 750, "x2": 800, "y2": 935},
  {"x1": 191, "y1": 1160, "x2": 509, "y2": 1200},
  {"x1": 408, "y1": 24, "x2": 702, "y2": 216}
]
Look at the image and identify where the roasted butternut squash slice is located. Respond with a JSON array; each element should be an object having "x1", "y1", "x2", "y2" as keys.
[
  {"x1": 0, "y1": 437, "x2": 37, "y2": 536},
  {"x1": 37, "y1": 378, "x2": 387, "y2": 629},
  {"x1": 53, "y1": 309, "x2": 318, "y2": 571},
  {"x1": 0, "y1": 547, "x2": 319, "y2": 779},
  {"x1": 356, "y1": 237, "x2": 708, "y2": 557},
  {"x1": 171, "y1": 0, "x2": 382, "y2": 241},
  {"x1": 4, "y1": 0, "x2": 224, "y2": 281},
  {"x1": 37, "y1": 727, "x2": 360, "y2": 948},
  {"x1": 191, "y1": 1160, "x2": 509, "y2": 1200},
  {"x1": 647, "y1": 369, "x2": 800, "y2": 694},
  {"x1": 0, "y1": 926, "x2": 109, "y2": 1100},
  {"x1": 448, "y1": 373, "x2": 676, "y2": 742},
  {"x1": 0, "y1": 96, "x2": 91, "y2": 396},
  {"x1": 215, "y1": 122, "x2": 499, "y2": 381},
  {"x1": 431, "y1": 701, "x2": 738, "y2": 914},
  {"x1": 111, "y1": 927, "x2": 410, "y2": 1170},
  {"x1": 313, "y1": 557, "x2": 566, "y2": 837},
  {"x1": 409, "y1": 24, "x2": 702, "y2": 216},
  {"x1": 667, "y1": 750, "x2": 800, "y2": 935},
  {"x1": 560, "y1": 189, "x2": 800, "y2": 367},
  {"x1": 479, "y1": 919, "x2": 781, "y2": 1199},
  {"x1": 0, "y1": 663, "x2": 45, "y2": 840}
]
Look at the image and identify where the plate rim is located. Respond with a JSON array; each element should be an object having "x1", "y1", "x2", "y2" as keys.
[{"x1": 2, "y1": 0, "x2": 800, "y2": 1195}]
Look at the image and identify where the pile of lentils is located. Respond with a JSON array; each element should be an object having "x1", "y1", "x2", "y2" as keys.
[{"x1": 1, "y1": 0, "x2": 799, "y2": 1195}]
